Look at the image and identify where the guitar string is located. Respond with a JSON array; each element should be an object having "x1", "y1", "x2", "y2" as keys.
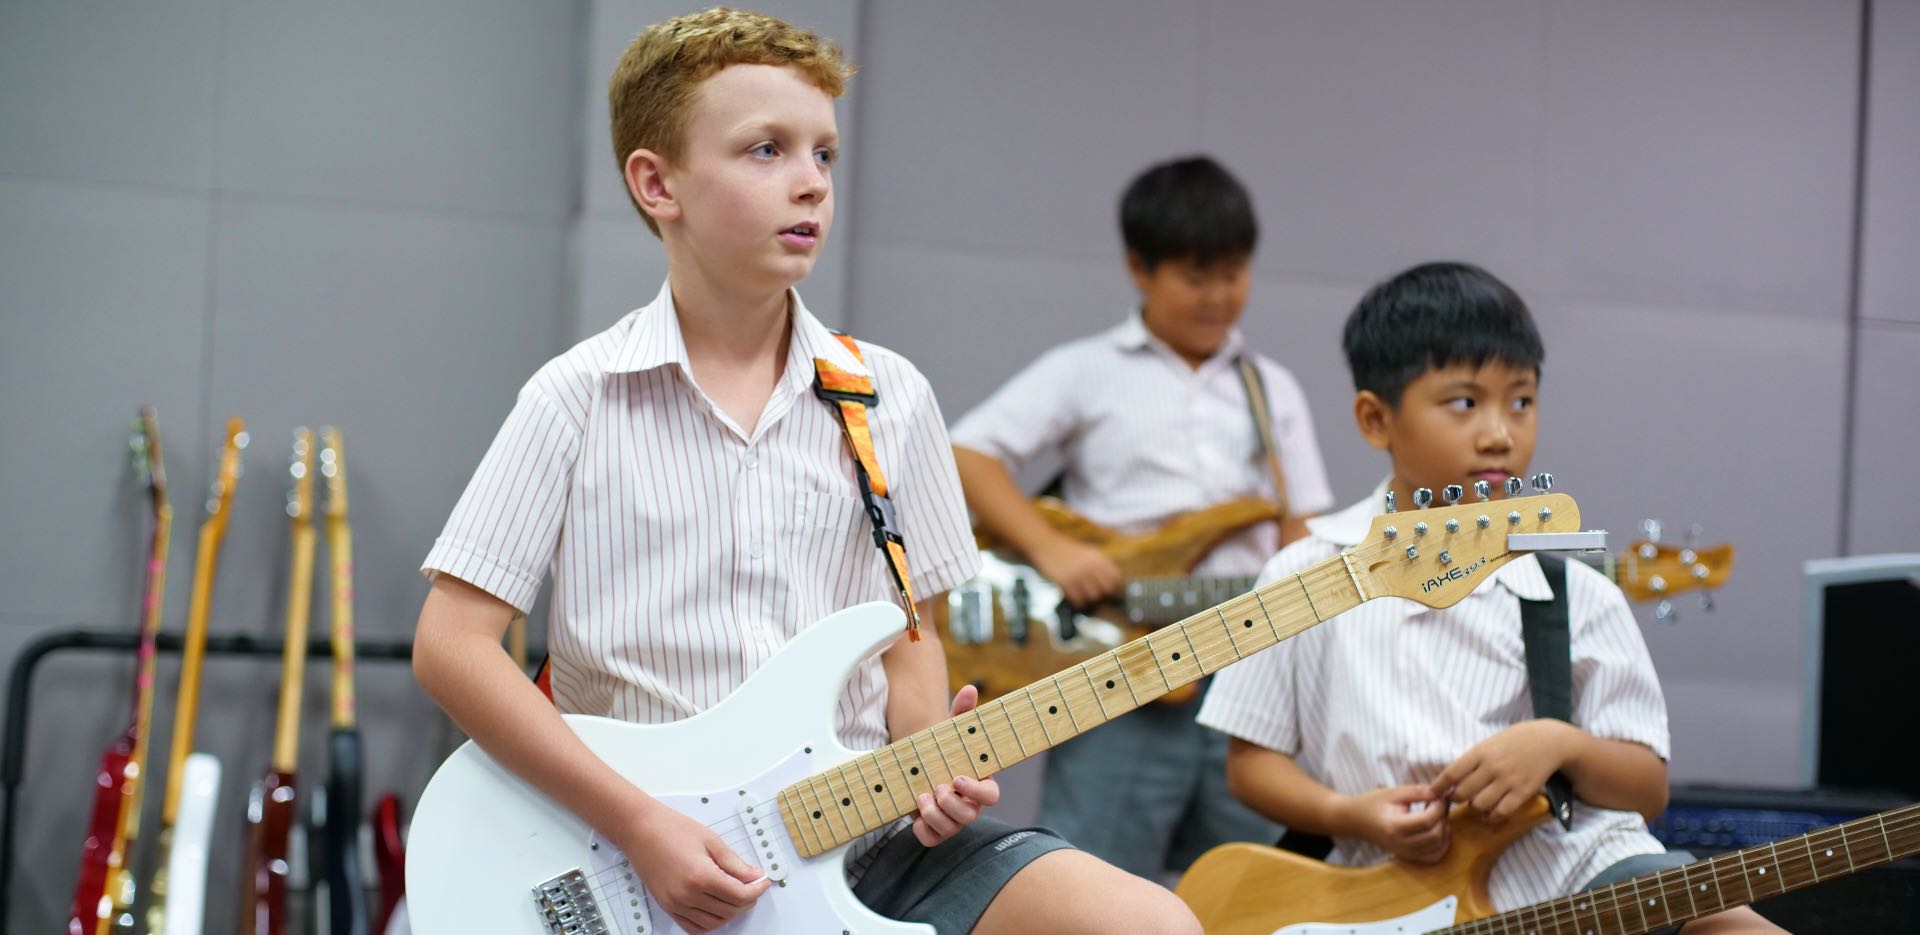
[{"x1": 1447, "y1": 809, "x2": 1920, "y2": 934}]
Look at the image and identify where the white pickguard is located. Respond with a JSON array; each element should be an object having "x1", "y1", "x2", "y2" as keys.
[
  {"x1": 162, "y1": 752, "x2": 222, "y2": 935},
  {"x1": 406, "y1": 602, "x2": 934, "y2": 935},
  {"x1": 1273, "y1": 897, "x2": 1458, "y2": 935}
]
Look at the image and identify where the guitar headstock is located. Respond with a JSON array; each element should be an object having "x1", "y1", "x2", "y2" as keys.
[
  {"x1": 287, "y1": 427, "x2": 316, "y2": 527},
  {"x1": 1622, "y1": 519, "x2": 1736, "y2": 619},
  {"x1": 131, "y1": 406, "x2": 168, "y2": 513},
  {"x1": 205, "y1": 416, "x2": 250, "y2": 528},
  {"x1": 319, "y1": 426, "x2": 348, "y2": 521},
  {"x1": 1349, "y1": 475, "x2": 1585, "y2": 609}
]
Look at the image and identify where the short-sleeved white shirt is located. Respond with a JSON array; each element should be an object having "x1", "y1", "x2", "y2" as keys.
[
  {"x1": 423, "y1": 281, "x2": 981, "y2": 753},
  {"x1": 1197, "y1": 480, "x2": 1673, "y2": 909},
  {"x1": 949, "y1": 312, "x2": 1334, "y2": 577}
]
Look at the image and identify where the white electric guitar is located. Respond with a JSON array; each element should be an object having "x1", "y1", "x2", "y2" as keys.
[{"x1": 407, "y1": 479, "x2": 1596, "y2": 935}]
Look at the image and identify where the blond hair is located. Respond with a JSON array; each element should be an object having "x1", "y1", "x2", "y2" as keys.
[{"x1": 609, "y1": 7, "x2": 855, "y2": 234}]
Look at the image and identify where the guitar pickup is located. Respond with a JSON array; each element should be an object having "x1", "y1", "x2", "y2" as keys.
[
  {"x1": 1507, "y1": 531, "x2": 1608, "y2": 552},
  {"x1": 737, "y1": 795, "x2": 791, "y2": 883}
]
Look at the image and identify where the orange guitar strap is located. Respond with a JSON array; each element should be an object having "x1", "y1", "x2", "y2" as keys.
[
  {"x1": 814, "y1": 332, "x2": 924, "y2": 640},
  {"x1": 530, "y1": 331, "x2": 924, "y2": 706}
]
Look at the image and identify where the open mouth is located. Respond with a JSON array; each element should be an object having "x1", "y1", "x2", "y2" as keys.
[{"x1": 783, "y1": 223, "x2": 818, "y2": 237}]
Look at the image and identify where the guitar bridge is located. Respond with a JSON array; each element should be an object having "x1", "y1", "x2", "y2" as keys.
[{"x1": 532, "y1": 869, "x2": 610, "y2": 934}]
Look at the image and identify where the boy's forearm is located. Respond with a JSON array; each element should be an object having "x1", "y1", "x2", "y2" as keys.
[
  {"x1": 951, "y1": 446, "x2": 1059, "y2": 558},
  {"x1": 1225, "y1": 738, "x2": 1353, "y2": 837},
  {"x1": 881, "y1": 600, "x2": 952, "y2": 739},
  {"x1": 413, "y1": 578, "x2": 662, "y2": 844},
  {"x1": 1558, "y1": 728, "x2": 1670, "y2": 820}
]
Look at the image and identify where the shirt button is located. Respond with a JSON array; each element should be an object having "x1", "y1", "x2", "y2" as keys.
[
  {"x1": 750, "y1": 542, "x2": 764, "y2": 560},
  {"x1": 745, "y1": 454, "x2": 758, "y2": 470}
]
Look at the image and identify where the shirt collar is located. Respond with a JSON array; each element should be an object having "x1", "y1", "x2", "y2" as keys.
[
  {"x1": 1309, "y1": 477, "x2": 1552, "y2": 601},
  {"x1": 605, "y1": 281, "x2": 869, "y2": 380},
  {"x1": 1104, "y1": 309, "x2": 1246, "y2": 364}
]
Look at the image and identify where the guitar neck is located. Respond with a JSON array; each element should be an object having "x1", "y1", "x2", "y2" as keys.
[
  {"x1": 780, "y1": 549, "x2": 1367, "y2": 857},
  {"x1": 120, "y1": 500, "x2": 174, "y2": 840},
  {"x1": 1445, "y1": 803, "x2": 1920, "y2": 934},
  {"x1": 1572, "y1": 550, "x2": 1617, "y2": 583},
  {"x1": 159, "y1": 517, "x2": 226, "y2": 826},
  {"x1": 271, "y1": 523, "x2": 318, "y2": 772},
  {"x1": 328, "y1": 513, "x2": 356, "y2": 730}
]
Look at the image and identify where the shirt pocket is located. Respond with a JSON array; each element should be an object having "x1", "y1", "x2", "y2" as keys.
[{"x1": 791, "y1": 487, "x2": 865, "y2": 535}]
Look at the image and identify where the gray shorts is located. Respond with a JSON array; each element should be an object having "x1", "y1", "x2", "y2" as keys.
[
  {"x1": 852, "y1": 816, "x2": 1073, "y2": 935},
  {"x1": 1582, "y1": 849, "x2": 1699, "y2": 935}
]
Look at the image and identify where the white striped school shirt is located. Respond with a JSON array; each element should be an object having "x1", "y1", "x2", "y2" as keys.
[
  {"x1": 423, "y1": 280, "x2": 981, "y2": 754},
  {"x1": 1197, "y1": 480, "x2": 1674, "y2": 910},
  {"x1": 949, "y1": 312, "x2": 1334, "y2": 577}
]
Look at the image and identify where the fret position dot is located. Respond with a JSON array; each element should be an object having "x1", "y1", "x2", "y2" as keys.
[
  {"x1": 1699, "y1": 884, "x2": 1706, "y2": 891},
  {"x1": 967, "y1": 726, "x2": 976, "y2": 734},
  {"x1": 910, "y1": 767, "x2": 920, "y2": 775},
  {"x1": 1243, "y1": 619, "x2": 1253, "y2": 628},
  {"x1": 1048, "y1": 705, "x2": 1058, "y2": 714},
  {"x1": 813, "y1": 810, "x2": 822, "y2": 819},
  {"x1": 873, "y1": 784, "x2": 882, "y2": 792},
  {"x1": 1647, "y1": 899, "x2": 1656, "y2": 906},
  {"x1": 1105, "y1": 679, "x2": 1115, "y2": 689},
  {"x1": 1825, "y1": 849, "x2": 1834, "y2": 857},
  {"x1": 1171, "y1": 652, "x2": 1181, "y2": 660},
  {"x1": 841, "y1": 797, "x2": 851, "y2": 806},
  {"x1": 1756, "y1": 867, "x2": 1767, "y2": 875},
  {"x1": 979, "y1": 753, "x2": 989, "y2": 762}
]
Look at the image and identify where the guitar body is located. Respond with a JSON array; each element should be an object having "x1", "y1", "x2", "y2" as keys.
[
  {"x1": 325, "y1": 729, "x2": 369, "y2": 935},
  {"x1": 1175, "y1": 799, "x2": 1549, "y2": 935},
  {"x1": 243, "y1": 771, "x2": 298, "y2": 934},
  {"x1": 936, "y1": 497, "x2": 1278, "y2": 704},
  {"x1": 408, "y1": 602, "x2": 932, "y2": 935},
  {"x1": 69, "y1": 738, "x2": 135, "y2": 935},
  {"x1": 371, "y1": 794, "x2": 406, "y2": 935},
  {"x1": 147, "y1": 752, "x2": 222, "y2": 935}
]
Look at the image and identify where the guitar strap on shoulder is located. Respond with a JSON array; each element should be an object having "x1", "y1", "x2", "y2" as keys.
[
  {"x1": 1235, "y1": 356, "x2": 1291, "y2": 525},
  {"x1": 1519, "y1": 553, "x2": 1576, "y2": 831},
  {"x1": 814, "y1": 332, "x2": 924, "y2": 641}
]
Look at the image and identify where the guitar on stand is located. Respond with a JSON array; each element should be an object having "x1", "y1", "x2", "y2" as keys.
[
  {"x1": 933, "y1": 496, "x2": 1279, "y2": 704},
  {"x1": 404, "y1": 477, "x2": 1600, "y2": 935},
  {"x1": 935, "y1": 499, "x2": 1735, "y2": 705},
  {"x1": 143, "y1": 417, "x2": 248, "y2": 935},
  {"x1": 1175, "y1": 796, "x2": 1920, "y2": 934},
  {"x1": 240, "y1": 428, "x2": 319, "y2": 935},
  {"x1": 69, "y1": 407, "x2": 174, "y2": 935},
  {"x1": 317, "y1": 427, "x2": 369, "y2": 935}
]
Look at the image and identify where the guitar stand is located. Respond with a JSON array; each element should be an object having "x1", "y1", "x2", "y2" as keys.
[{"x1": 0, "y1": 626, "x2": 415, "y2": 935}]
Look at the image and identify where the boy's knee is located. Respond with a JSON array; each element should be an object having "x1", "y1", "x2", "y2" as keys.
[{"x1": 1103, "y1": 879, "x2": 1201, "y2": 935}]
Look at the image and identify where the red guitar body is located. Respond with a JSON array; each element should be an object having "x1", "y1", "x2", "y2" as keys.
[
  {"x1": 242, "y1": 769, "x2": 298, "y2": 935},
  {"x1": 67, "y1": 735, "x2": 135, "y2": 935},
  {"x1": 372, "y1": 792, "x2": 407, "y2": 934}
]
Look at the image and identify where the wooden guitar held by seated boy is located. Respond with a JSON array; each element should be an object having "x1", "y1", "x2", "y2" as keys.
[
  {"x1": 404, "y1": 477, "x2": 1598, "y2": 935},
  {"x1": 933, "y1": 497, "x2": 1736, "y2": 706},
  {"x1": 932, "y1": 496, "x2": 1280, "y2": 704},
  {"x1": 1176, "y1": 796, "x2": 1919, "y2": 934}
]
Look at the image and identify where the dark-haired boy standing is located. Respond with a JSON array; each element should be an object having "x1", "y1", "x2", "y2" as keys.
[{"x1": 951, "y1": 155, "x2": 1334, "y2": 878}]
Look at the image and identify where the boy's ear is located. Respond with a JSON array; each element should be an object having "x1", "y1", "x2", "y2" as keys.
[
  {"x1": 1124, "y1": 251, "x2": 1153, "y2": 292},
  {"x1": 1352, "y1": 390, "x2": 1394, "y2": 452},
  {"x1": 624, "y1": 148, "x2": 681, "y2": 226}
]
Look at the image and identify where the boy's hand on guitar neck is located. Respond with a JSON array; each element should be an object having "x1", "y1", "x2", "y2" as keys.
[
  {"x1": 1335, "y1": 785, "x2": 1452, "y2": 864},
  {"x1": 912, "y1": 685, "x2": 1003, "y2": 846},
  {"x1": 1428, "y1": 718, "x2": 1578, "y2": 824},
  {"x1": 1029, "y1": 533, "x2": 1125, "y2": 608},
  {"x1": 617, "y1": 801, "x2": 771, "y2": 934}
]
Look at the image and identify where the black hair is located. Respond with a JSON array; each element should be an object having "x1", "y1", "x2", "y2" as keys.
[
  {"x1": 1342, "y1": 262, "x2": 1545, "y2": 407},
  {"x1": 1119, "y1": 155, "x2": 1258, "y2": 270}
]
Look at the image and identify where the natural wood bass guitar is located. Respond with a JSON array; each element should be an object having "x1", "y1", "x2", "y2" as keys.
[
  {"x1": 932, "y1": 496, "x2": 1280, "y2": 704},
  {"x1": 1176, "y1": 797, "x2": 1920, "y2": 934}
]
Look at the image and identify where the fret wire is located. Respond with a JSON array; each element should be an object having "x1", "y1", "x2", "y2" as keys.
[
  {"x1": 853, "y1": 754, "x2": 908, "y2": 819},
  {"x1": 969, "y1": 706, "x2": 1012, "y2": 769},
  {"x1": 834, "y1": 762, "x2": 882, "y2": 831},
  {"x1": 995, "y1": 698, "x2": 1031, "y2": 759},
  {"x1": 1077, "y1": 663, "x2": 1113, "y2": 719},
  {"x1": 925, "y1": 721, "x2": 966, "y2": 779},
  {"x1": 1020, "y1": 688, "x2": 1056, "y2": 746},
  {"x1": 1174, "y1": 620, "x2": 1209, "y2": 675},
  {"x1": 783, "y1": 788, "x2": 824, "y2": 856},
  {"x1": 1113, "y1": 640, "x2": 1163, "y2": 700},
  {"x1": 1215, "y1": 607, "x2": 1250, "y2": 659},
  {"x1": 885, "y1": 743, "x2": 927, "y2": 805},
  {"x1": 811, "y1": 774, "x2": 855, "y2": 845}
]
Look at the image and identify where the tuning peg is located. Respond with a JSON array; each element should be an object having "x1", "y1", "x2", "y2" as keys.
[
  {"x1": 1530, "y1": 472, "x2": 1554, "y2": 493},
  {"x1": 1505, "y1": 476, "x2": 1523, "y2": 497},
  {"x1": 1413, "y1": 488, "x2": 1433, "y2": 509},
  {"x1": 1442, "y1": 484, "x2": 1463, "y2": 505},
  {"x1": 1640, "y1": 518, "x2": 1663, "y2": 541},
  {"x1": 1686, "y1": 523, "x2": 1702, "y2": 548},
  {"x1": 1474, "y1": 480, "x2": 1492, "y2": 501},
  {"x1": 1699, "y1": 591, "x2": 1715, "y2": 613},
  {"x1": 1384, "y1": 490, "x2": 1397, "y2": 513},
  {"x1": 1655, "y1": 599, "x2": 1677, "y2": 623}
]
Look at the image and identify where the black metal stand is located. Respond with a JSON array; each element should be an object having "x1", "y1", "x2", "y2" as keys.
[{"x1": 0, "y1": 627, "x2": 413, "y2": 935}]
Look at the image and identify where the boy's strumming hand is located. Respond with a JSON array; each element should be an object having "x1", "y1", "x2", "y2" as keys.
[
  {"x1": 1031, "y1": 535, "x2": 1125, "y2": 608},
  {"x1": 1338, "y1": 785, "x2": 1451, "y2": 863},
  {"x1": 911, "y1": 685, "x2": 1002, "y2": 847},
  {"x1": 620, "y1": 802, "x2": 771, "y2": 934},
  {"x1": 1429, "y1": 718, "x2": 1578, "y2": 824}
]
